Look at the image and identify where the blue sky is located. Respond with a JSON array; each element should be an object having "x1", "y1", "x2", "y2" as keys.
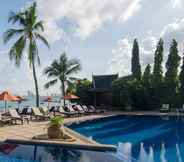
[{"x1": 0, "y1": 0, "x2": 184, "y2": 95}]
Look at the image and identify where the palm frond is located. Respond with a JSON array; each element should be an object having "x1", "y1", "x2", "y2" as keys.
[
  {"x1": 43, "y1": 66, "x2": 59, "y2": 78},
  {"x1": 9, "y1": 36, "x2": 26, "y2": 66},
  {"x1": 35, "y1": 33, "x2": 50, "y2": 48},
  {"x1": 34, "y1": 21, "x2": 44, "y2": 31},
  {"x1": 44, "y1": 79, "x2": 58, "y2": 89},
  {"x1": 66, "y1": 64, "x2": 81, "y2": 75},
  {"x1": 8, "y1": 11, "x2": 26, "y2": 26},
  {"x1": 3, "y1": 29, "x2": 24, "y2": 44}
]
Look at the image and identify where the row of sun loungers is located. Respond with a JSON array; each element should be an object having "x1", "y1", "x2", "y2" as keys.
[
  {"x1": 0, "y1": 105, "x2": 104, "y2": 126},
  {"x1": 160, "y1": 104, "x2": 184, "y2": 113}
]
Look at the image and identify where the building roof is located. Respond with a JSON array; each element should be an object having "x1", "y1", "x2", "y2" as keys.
[{"x1": 90, "y1": 74, "x2": 118, "y2": 92}]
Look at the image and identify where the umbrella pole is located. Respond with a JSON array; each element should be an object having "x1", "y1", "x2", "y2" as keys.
[{"x1": 5, "y1": 101, "x2": 7, "y2": 112}]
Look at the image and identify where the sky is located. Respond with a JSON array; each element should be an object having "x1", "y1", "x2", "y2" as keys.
[{"x1": 0, "y1": 0, "x2": 184, "y2": 95}]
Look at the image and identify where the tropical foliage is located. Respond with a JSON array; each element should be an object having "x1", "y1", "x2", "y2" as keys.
[
  {"x1": 43, "y1": 53, "x2": 81, "y2": 106},
  {"x1": 49, "y1": 116, "x2": 64, "y2": 127},
  {"x1": 112, "y1": 38, "x2": 184, "y2": 110},
  {"x1": 75, "y1": 79, "x2": 93, "y2": 105},
  {"x1": 3, "y1": 2, "x2": 49, "y2": 107}
]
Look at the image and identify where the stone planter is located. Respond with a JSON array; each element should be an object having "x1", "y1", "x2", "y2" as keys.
[{"x1": 47, "y1": 125, "x2": 64, "y2": 139}]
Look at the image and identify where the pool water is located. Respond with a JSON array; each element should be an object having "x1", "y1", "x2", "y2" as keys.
[
  {"x1": 0, "y1": 143, "x2": 124, "y2": 162},
  {"x1": 70, "y1": 115, "x2": 184, "y2": 162}
]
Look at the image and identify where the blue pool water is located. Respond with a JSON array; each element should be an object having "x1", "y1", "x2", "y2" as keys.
[
  {"x1": 0, "y1": 143, "x2": 123, "y2": 162},
  {"x1": 69, "y1": 115, "x2": 184, "y2": 162}
]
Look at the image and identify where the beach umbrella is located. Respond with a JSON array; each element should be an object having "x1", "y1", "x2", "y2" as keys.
[
  {"x1": 63, "y1": 94, "x2": 79, "y2": 107},
  {"x1": 63, "y1": 94, "x2": 80, "y2": 100},
  {"x1": 0, "y1": 91, "x2": 19, "y2": 112}
]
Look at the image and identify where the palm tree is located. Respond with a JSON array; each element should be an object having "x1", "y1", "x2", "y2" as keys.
[
  {"x1": 3, "y1": 2, "x2": 49, "y2": 107},
  {"x1": 43, "y1": 53, "x2": 81, "y2": 106}
]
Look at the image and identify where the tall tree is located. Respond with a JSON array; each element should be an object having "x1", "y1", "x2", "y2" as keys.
[
  {"x1": 43, "y1": 53, "x2": 81, "y2": 106},
  {"x1": 3, "y1": 2, "x2": 49, "y2": 107},
  {"x1": 165, "y1": 39, "x2": 181, "y2": 96},
  {"x1": 131, "y1": 39, "x2": 141, "y2": 81},
  {"x1": 142, "y1": 64, "x2": 151, "y2": 88},
  {"x1": 152, "y1": 38, "x2": 164, "y2": 86},
  {"x1": 179, "y1": 51, "x2": 184, "y2": 100}
]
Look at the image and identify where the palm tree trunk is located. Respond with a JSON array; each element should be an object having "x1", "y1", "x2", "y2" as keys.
[
  {"x1": 61, "y1": 81, "x2": 66, "y2": 107},
  {"x1": 32, "y1": 60, "x2": 39, "y2": 107}
]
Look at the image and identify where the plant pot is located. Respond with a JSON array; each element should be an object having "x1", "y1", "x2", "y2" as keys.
[{"x1": 47, "y1": 125, "x2": 64, "y2": 139}]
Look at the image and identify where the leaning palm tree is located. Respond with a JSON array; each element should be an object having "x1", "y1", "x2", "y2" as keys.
[
  {"x1": 3, "y1": 2, "x2": 49, "y2": 107},
  {"x1": 43, "y1": 53, "x2": 81, "y2": 106}
]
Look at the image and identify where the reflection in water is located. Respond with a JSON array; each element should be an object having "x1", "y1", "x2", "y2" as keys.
[
  {"x1": 117, "y1": 142, "x2": 132, "y2": 162},
  {"x1": 139, "y1": 143, "x2": 148, "y2": 162},
  {"x1": 176, "y1": 144, "x2": 182, "y2": 162},
  {"x1": 148, "y1": 146, "x2": 154, "y2": 162},
  {"x1": 160, "y1": 143, "x2": 167, "y2": 162}
]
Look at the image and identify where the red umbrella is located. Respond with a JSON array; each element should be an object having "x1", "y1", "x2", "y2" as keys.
[
  {"x1": 0, "y1": 91, "x2": 19, "y2": 112},
  {"x1": 16, "y1": 96, "x2": 26, "y2": 101},
  {"x1": 63, "y1": 94, "x2": 80, "y2": 100}
]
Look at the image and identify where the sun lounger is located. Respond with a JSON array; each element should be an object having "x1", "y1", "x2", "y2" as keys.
[
  {"x1": 160, "y1": 104, "x2": 170, "y2": 113},
  {"x1": 89, "y1": 105, "x2": 106, "y2": 113},
  {"x1": 20, "y1": 107, "x2": 29, "y2": 115},
  {"x1": 32, "y1": 107, "x2": 50, "y2": 120},
  {"x1": 0, "y1": 114, "x2": 13, "y2": 125},
  {"x1": 58, "y1": 106, "x2": 77, "y2": 117},
  {"x1": 82, "y1": 105, "x2": 94, "y2": 114},
  {"x1": 9, "y1": 109, "x2": 29, "y2": 124},
  {"x1": 178, "y1": 105, "x2": 184, "y2": 113},
  {"x1": 75, "y1": 105, "x2": 86, "y2": 114},
  {"x1": 40, "y1": 107, "x2": 50, "y2": 116}
]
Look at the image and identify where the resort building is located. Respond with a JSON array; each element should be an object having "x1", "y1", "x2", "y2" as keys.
[{"x1": 89, "y1": 74, "x2": 118, "y2": 106}]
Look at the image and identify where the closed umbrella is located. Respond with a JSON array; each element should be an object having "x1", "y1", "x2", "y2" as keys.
[{"x1": 0, "y1": 91, "x2": 19, "y2": 112}]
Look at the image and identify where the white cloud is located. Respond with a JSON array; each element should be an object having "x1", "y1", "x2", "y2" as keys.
[
  {"x1": 108, "y1": 33, "x2": 157, "y2": 76},
  {"x1": 171, "y1": 0, "x2": 184, "y2": 8},
  {"x1": 36, "y1": 0, "x2": 142, "y2": 40},
  {"x1": 109, "y1": 16, "x2": 184, "y2": 77},
  {"x1": 43, "y1": 20, "x2": 66, "y2": 43},
  {"x1": 160, "y1": 18, "x2": 184, "y2": 50},
  {"x1": 108, "y1": 38, "x2": 132, "y2": 75}
]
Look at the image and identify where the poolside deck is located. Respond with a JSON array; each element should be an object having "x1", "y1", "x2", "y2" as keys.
[
  {"x1": 0, "y1": 111, "x2": 121, "y2": 151},
  {"x1": 0, "y1": 110, "x2": 183, "y2": 151}
]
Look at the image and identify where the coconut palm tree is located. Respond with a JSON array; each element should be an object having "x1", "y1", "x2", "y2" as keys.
[
  {"x1": 3, "y1": 2, "x2": 49, "y2": 107},
  {"x1": 43, "y1": 53, "x2": 81, "y2": 106}
]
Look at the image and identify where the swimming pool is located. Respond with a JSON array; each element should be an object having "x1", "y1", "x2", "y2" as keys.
[
  {"x1": 69, "y1": 115, "x2": 184, "y2": 162},
  {"x1": 0, "y1": 142, "x2": 124, "y2": 162}
]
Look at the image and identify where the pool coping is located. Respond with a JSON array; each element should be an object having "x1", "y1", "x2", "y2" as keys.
[{"x1": 5, "y1": 126, "x2": 117, "y2": 152}]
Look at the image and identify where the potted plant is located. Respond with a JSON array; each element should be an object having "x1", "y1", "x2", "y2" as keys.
[{"x1": 47, "y1": 116, "x2": 64, "y2": 139}]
